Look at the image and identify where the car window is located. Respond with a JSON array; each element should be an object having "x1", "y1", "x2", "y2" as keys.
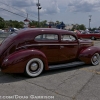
[
  {"x1": 35, "y1": 34, "x2": 58, "y2": 41},
  {"x1": 61, "y1": 35, "x2": 76, "y2": 41}
]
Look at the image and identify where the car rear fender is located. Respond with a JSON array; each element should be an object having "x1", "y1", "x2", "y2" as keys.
[
  {"x1": 79, "y1": 46, "x2": 100, "y2": 64},
  {"x1": 1, "y1": 49, "x2": 48, "y2": 73}
]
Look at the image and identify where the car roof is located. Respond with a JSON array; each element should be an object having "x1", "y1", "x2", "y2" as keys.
[{"x1": 17, "y1": 28, "x2": 76, "y2": 36}]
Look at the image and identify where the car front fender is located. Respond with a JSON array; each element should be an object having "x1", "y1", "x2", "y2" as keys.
[
  {"x1": 79, "y1": 46, "x2": 100, "y2": 64},
  {"x1": 1, "y1": 49, "x2": 48, "y2": 73}
]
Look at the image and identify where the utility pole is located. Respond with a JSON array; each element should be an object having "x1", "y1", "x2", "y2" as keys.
[
  {"x1": 27, "y1": 13, "x2": 28, "y2": 19},
  {"x1": 36, "y1": 0, "x2": 42, "y2": 27},
  {"x1": 89, "y1": 15, "x2": 92, "y2": 29}
]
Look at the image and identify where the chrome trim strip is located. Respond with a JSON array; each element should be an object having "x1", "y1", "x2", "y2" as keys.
[
  {"x1": 16, "y1": 43, "x2": 78, "y2": 50},
  {"x1": 26, "y1": 43, "x2": 78, "y2": 46}
]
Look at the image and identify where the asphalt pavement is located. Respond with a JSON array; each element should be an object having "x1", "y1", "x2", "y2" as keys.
[{"x1": 0, "y1": 40, "x2": 100, "y2": 100}]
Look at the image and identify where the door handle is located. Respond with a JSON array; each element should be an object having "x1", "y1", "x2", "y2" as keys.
[{"x1": 60, "y1": 46, "x2": 64, "y2": 49}]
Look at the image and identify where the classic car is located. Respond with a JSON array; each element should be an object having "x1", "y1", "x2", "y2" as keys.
[
  {"x1": 0, "y1": 28, "x2": 100, "y2": 77},
  {"x1": 76, "y1": 30, "x2": 100, "y2": 40}
]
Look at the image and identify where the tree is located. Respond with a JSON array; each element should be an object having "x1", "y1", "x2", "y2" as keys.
[
  {"x1": 71, "y1": 24, "x2": 86, "y2": 31},
  {"x1": 29, "y1": 20, "x2": 48, "y2": 28},
  {"x1": 40, "y1": 20, "x2": 48, "y2": 27},
  {"x1": 5, "y1": 20, "x2": 24, "y2": 28},
  {"x1": 78, "y1": 24, "x2": 86, "y2": 30},
  {"x1": 0, "y1": 17, "x2": 5, "y2": 29},
  {"x1": 56, "y1": 20, "x2": 60, "y2": 24},
  {"x1": 29, "y1": 20, "x2": 38, "y2": 27}
]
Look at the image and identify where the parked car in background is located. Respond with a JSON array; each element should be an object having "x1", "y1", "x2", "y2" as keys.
[
  {"x1": 0, "y1": 28, "x2": 100, "y2": 77},
  {"x1": 0, "y1": 29, "x2": 4, "y2": 33},
  {"x1": 76, "y1": 30, "x2": 100, "y2": 40},
  {"x1": 10, "y1": 27, "x2": 19, "y2": 32}
]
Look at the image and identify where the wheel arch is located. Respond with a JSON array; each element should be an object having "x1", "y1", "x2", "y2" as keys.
[
  {"x1": 1, "y1": 49, "x2": 48, "y2": 73},
  {"x1": 78, "y1": 46, "x2": 100, "y2": 64}
]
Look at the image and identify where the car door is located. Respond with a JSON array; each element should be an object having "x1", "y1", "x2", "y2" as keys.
[
  {"x1": 34, "y1": 33, "x2": 60, "y2": 64},
  {"x1": 59, "y1": 34, "x2": 79, "y2": 62}
]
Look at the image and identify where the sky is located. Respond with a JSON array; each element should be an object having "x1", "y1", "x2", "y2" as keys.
[{"x1": 0, "y1": 0, "x2": 100, "y2": 28}]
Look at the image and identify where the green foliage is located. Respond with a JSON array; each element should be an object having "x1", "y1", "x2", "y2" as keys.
[
  {"x1": 40, "y1": 20, "x2": 48, "y2": 28},
  {"x1": 90, "y1": 28, "x2": 97, "y2": 31},
  {"x1": 71, "y1": 24, "x2": 86, "y2": 31},
  {"x1": 5, "y1": 20, "x2": 24, "y2": 28},
  {"x1": 0, "y1": 17, "x2": 5, "y2": 29},
  {"x1": 29, "y1": 20, "x2": 48, "y2": 28},
  {"x1": 79, "y1": 24, "x2": 86, "y2": 30},
  {"x1": 0, "y1": 16, "x2": 48, "y2": 29},
  {"x1": 29, "y1": 20, "x2": 38, "y2": 27},
  {"x1": 0, "y1": 16, "x2": 99, "y2": 31},
  {"x1": 0, "y1": 16, "x2": 24, "y2": 29},
  {"x1": 56, "y1": 20, "x2": 60, "y2": 24}
]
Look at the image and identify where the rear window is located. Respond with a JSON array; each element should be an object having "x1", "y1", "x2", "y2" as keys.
[{"x1": 35, "y1": 34, "x2": 58, "y2": 41}]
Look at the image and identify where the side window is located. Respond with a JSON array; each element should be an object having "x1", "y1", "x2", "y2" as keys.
[
  {"x1": 35, "y1": 34, "x2": 58, "y2": 41},
  {"x1": 61, "y1": 35, "x2": 76, "y2": 41}
]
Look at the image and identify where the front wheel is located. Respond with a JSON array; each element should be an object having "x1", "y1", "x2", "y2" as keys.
[
  {"x1": 91, "y1": 53, "x2": 100, "y2": 66},
  {"x1": 25, "y1": 58, "x2": 44, "y2": 77}
]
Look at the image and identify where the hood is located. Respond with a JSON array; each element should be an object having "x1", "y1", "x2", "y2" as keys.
[{"x1": 79, "y1": 39, "x2": 94, "y2": 47}]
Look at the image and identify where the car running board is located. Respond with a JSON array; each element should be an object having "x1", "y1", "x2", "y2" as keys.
[{"x1": 49, "y1": 61, "x2": 85, "y2": 70}]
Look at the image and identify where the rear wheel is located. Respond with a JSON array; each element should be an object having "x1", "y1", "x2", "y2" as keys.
[
  {"x1": 91, "y1": 53, "x2": 100, "y2": 65},
  {"x1": 91, "y1": 36, "x2": 96, "y2": 40},
  {"x1": 25, "y1": 58, "x2": 44, "y2": 77}
]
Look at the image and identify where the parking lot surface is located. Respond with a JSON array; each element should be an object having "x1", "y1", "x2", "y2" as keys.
[{"x1": 0, "y1": 40, "x2": 100, "y2": 100}]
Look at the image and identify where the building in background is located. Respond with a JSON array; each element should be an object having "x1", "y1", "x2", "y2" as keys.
[
  {"x1": 24, "y1": 18, "x2": 30, "y2": 28},
  {"x1": 65, "y1": 24, "x2": 73, "y2": 30}
]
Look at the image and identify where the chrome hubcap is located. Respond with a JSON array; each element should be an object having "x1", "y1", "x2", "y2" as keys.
[
  {"x1": 93, "y1": 56, "x2": 98, "y2": 62},
  {"x1": 30, "y1": 63, "x2": 38, "y2": 71},
  {"x1": 91, "y1": 53, "x2": 100, "y2": 65}
]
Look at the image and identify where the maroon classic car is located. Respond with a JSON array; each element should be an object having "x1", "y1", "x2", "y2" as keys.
[
  {"x1": 0, "y1": 28, "x2": 100, "y2": 77},
  {"x1": 76, "y1": 30, "x2": 100, "y2": 40}
]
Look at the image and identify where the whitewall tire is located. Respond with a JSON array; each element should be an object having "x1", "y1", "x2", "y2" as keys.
[
  {"x1": 25, "y1": 58, "x2": 44, "y2": 77},
  {"x1": 91, "y1": 53, "x2": 100, "y2": 66}
]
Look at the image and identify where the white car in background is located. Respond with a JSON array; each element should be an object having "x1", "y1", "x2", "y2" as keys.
[{"x1": 0, "y1": 29, "x2": 4, "y2": 33}]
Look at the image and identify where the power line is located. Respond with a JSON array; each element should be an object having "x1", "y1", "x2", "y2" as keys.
[
  {"x1": 0, "y1": 1, "x2": 38, "y2": 20},
  {"x1": 0, "y1": 7, "x2": 37, "y2": 22},
  {"x1": 0, "y1": 7, "x2": 26, "y2": 18},
  {"x1": 0, "y1": 1, "x2": 26, "y2": 14}
]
